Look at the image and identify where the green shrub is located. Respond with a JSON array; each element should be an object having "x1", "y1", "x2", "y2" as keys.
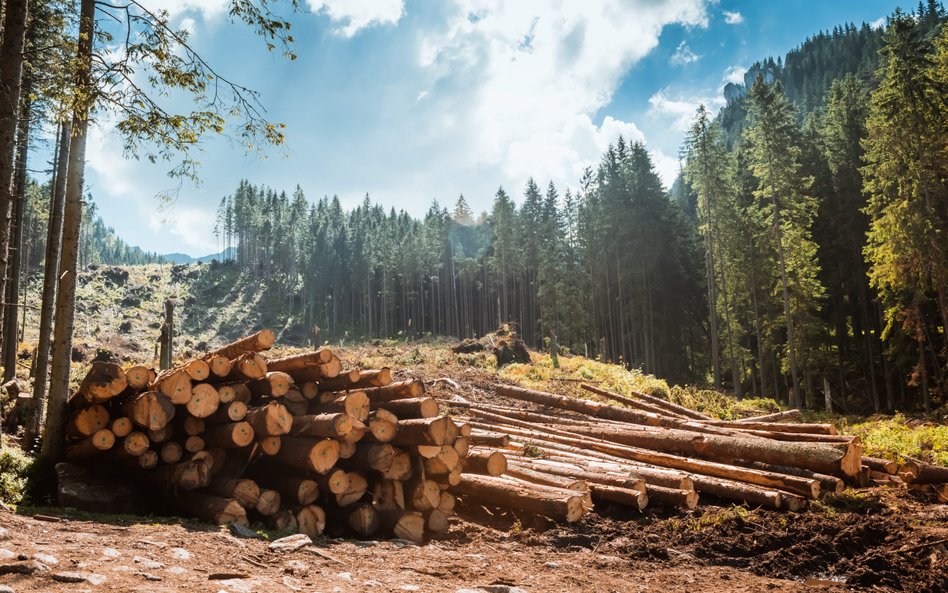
[{"x1": 0, "y1": 439, "x2": 33, "y2": 505}]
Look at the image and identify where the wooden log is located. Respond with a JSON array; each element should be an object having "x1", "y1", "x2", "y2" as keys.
[
  {"x1": 363, "y1": 379, "x2": 425, "y2": 403},
  {"x1": 186, "y1": 383, "x2": 221, "y2": 419},
  {"x1": 701, "y1": 420, "x2": 838, "y2": 435},
  {"x1": 300, "y1": 381, "x2": 319, "y2": 400},
  {"x1": 124, "y1": 365, "x2": 152, "y2": 390},
  {"x1": 118, "y1": 431, "x2": 150, "y2": 457},
  {"x1": 935, "y1": 484, "x2": 948, "y2": 504},
  {"x1": 690, "y1": 474, "x2": 806, "y2": 511},
  {"x1": 316, "y1": 468, "x2": 351, "y2": 495},
  {"x1": 382, "y1": 448, "x2": 414, "y2": 481},
  {"x1": 256, "y1": 489, "x2": 281, "y2": 516},
  {"x1": 66, "y1": 404, "x2": 109, "y2": 438},
  {"x1": 505, "y1": 462, "x2": 590, "y2": 499},
  {"x1": 160, "y1": 441, "x2": 183, "y2": 464},
  {"x1": 318, "y1": 368, "x2": 393, "y2": 392},
  {"x1": 342, "y1": 443, "x2": 395, "y2": 473},
  {"x1": 586, "y1": 483, "x2": 648, "y2": 510},
  {"x1": 462, "y1": 449, "x2": 507, "y2": 476},
  {"x1": 526, "y1": 447, "x2": 695, "y2": 491},
  {"x1": 507, "y1": 456, "x2": 647, "y2": 494},
  {"x1": 208, "y1": 478, "x2": 260, "y2": 509},
  {"x1": 336, "y1": 471, "x2": 369, "y2": 506},
  {"x1": 734, "y1": 460, "x2": 845, "y2": 494},
  {"x1": 247, "y1": 401, "x2": 293, "y2": 436},
  {"x1": 390, "y1": 417, "x2": 458, "y2": 447},
  {"x1": 273, "y1": 437, "x2": 340, "y2": 474},
  {"x1": 374, "y1": 479, "x2": 406, "y2": 510},
  {"x1": 184, "y1": 359, "x2": 210, "y2": 382},
  {"x1": 270, "y1": 510, "x2": 298, "y2": 533},
  {"x1": 735, "y1": 409, "x2": 802, "y2": 423},
  {"x1": 367, "y1": 409, "x2": 397, "y2": 443},
  {"x1": 259, "y1": 436, "x2": 282, "y2": 455},
  {"x1": 453, "y1": 436, "x2": 470, "y2": 457},
  {"x1": 862, "y1": 456, "x2": 898, "y2": 475},
  {"x1": 580, "y1": 384, "x2": 690, "y2": 419},
  {"x1": 138, "y1": 449, "x2": 159, "y2": 469},
  {"x1": 289, "y1": 357, "x2": 346, "y2": 383},
  {"x1": 175, "y1": 492, "x2": 248, "y2": 526},
  {"x1": 259, "y1": 476, "x2": 320, "y2": 506},
  {"x1": 209, "y1": 329, "x2": 275, "y2": 360},
  {"x1": 205, "y1": 354, "x2": 232, "y2": 378},
  {"x1": 424, "y1": 445, "x2": 461, "y2": 475},
  {"x1": 647, "y1": 485, "x2": 699, "y2": 510},
  {"x1": 184, "y1": 435, "x2": 205, "y2": 453},
  {"x1": 468, "y1": 429, "x2": 510, "y2": 447},
  {"x1": 426, "y1": 509, "x2": 450, "y2": 534},
  {"x1": 296, "y1": 504, "x2": 327, "y2": 538},
  {"x1": 265, "y1": 349, "x2": 333, "y2": 372},
  {"x1": 147, "y1": 426, "x2": 172, "y2": 444},
  {"x1": 581, "y1": 383, "x2": 712, "y2": 421},
  {"x1": 182, "y1": 416, "x2": 205, "y2": 436},
  {"x1": 901, "y1": 459, "x2": 948, "y2": 484},
  {"x1": 205, "y1": 401, "x2": 248, "y2": 425},
  {"x1": 65, "y1": 429, "x2": 115, "y2": 460},
  {"x1": 453, "y1": 474, "x2": 585, "y2": 522},
  {"x1": 225, "y1": 352, "x2": 268, "y2": 381},
  {"x1": 311, "y1": 390, "x2": 370, "y2": 422},
  {"x1": 74, "y1": 362, "x2": 128, "y2": 405},
  {"x1": 476, "y1": 410, "x2": 859, "y2": 483},
  {"x1": 338, "y1": 439, "x2": 356, "y2": 459},
  {"x1": 283, "y1": 386, "x2": 307, "y2": 404},
  {"x1": 248, "y1": 371, "x2": 293, "y2": 398},
  {"x1": 202, "y1": 421, "x2": 255, "y2": 449},
  {"x1": 475, "y1": 420, "x2": 824, "y2": 497},
  {"x1": 377, "y1": 509, "x2": 425, "y2": 544},
  {"x1": 291, "y1": 413, "x2": 353, "y2": 439},
  {"x1": 110, "y1": 417, "x2": 132, "y2": 438},
  {"x1": 346, "y1": 504, "x2": 379, "y2": 537},
  {"x1": 375, "y1": 397, "x2": 438, "y2": 419},
  {"x1": 407, "y1": 473, "x2": 443, "y2": 512},
  {"x1": 150, "y1": 369, "x2": 192, "y2": 404},
  {"x1": 122, "y1": 391, "x2": 175, "y2": 432}
]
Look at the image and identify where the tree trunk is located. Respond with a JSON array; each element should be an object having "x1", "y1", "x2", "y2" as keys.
[
  {"x1": 32, "y1": 119, "x2": 70, "y2": 440},
  {"x1": 3, "y1": 74, "x2": 30, "y2": 382},
  {"x1": 38, "y1": 0, "x2": 95, "y2": 464},
  {"x1": 0, "y1": 0, "x2": 30, "y2": 359}
]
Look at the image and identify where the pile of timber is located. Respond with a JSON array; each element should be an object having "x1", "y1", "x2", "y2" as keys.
[
  {"x1": 62, "y1": 330, "x2": 473, "y2": 543},
  {"x1": 449, "y1": 383, "x2": 948, "y2": 514}
]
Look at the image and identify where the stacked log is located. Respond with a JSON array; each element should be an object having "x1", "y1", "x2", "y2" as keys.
[{"x1": 62, "y1": 331, "x2": 479, "y2": 543}]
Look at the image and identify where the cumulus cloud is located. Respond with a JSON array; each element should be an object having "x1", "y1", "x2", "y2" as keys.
[
  {"x1": 648, "y1": 89, "x2": 725, "y2": 132},
  {"x1": 309, "y1": 0, "x2": 405, "y2": 37},
  {"x1": 870, "y1": 17, "x2": 885, "y2": 29},
  {"x1": 723, "y1": 10, "x2": 743, "y2": 25},
  {"x1": 417, "y1": 0, "x2": 708, "y2": 190},
  {"x1": 723, "y1": 65, "x2": 747, "y2": 85},
  {"x1": 670, "y1": 41, "x2": 700, "y2": 65}
]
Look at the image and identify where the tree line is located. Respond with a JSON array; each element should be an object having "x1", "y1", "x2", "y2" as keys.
[{"x1": 213, "y1": 6, "x2": 948, "y2": 414}]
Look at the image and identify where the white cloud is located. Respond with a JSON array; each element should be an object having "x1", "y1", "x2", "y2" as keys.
[
  {"x1": 648, "y1": 89, "x2": 725, "y2": 132},
  {"x1": 870, "y1": 17, "x2": 885, "y2": 29},
  {"x1": 309, "y1": 0, "x2": 405, "y2": 37},
  {"x1": 140, "y1": 0, "x2": 230, "y2": 18},
  {"x1": 147, "y1": 207, "x2": 219, "y2": 254},
  {"x1": 670, "y1": 41, "x2": 700, "y2": 65},
  {"x1": 650, "y1": 149, "x2": 681, "y2": 188},
  {"x1": 723, "y1": 65, "x2": 747, "y2": 85},
  {"x1": 417, "y1": 0, "x2": 708, "y2": 192},
  {"x1": 723, "y1": 10, "x2": 743, "y2": 25}
]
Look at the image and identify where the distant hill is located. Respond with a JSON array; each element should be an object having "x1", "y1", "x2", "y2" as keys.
[{"x1": 162, "y1": 247, "x2": 237, "y2": 264}]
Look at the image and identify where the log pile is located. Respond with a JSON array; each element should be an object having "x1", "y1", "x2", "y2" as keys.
[
  {"x1": 61, "y1": 333, "x2": 948, "y2": 536},
  {"x1": 448, "y1": 383, "x2": 947, "y2": 514},
  {"x1": 62, "y1": 330, "x2": 472, "y2": 543}
]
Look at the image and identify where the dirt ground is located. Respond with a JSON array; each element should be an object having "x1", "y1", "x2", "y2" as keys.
[{"x1": 1, "y1": 489, "x2": 946, "y2": 593}]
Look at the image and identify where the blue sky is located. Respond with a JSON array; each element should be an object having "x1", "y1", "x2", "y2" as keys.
[{"x1": 79, "y1": 0, "x2": 916, "y2": 256}]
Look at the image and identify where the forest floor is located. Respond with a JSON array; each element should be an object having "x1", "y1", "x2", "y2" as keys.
[{"x1": 1, "y1": 263, "x2": 947, "y2": 592}]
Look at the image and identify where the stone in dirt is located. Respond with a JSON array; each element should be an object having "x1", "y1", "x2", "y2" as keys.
[
  {"x1": 132, "y1": 556, "x2": 164, "y2": 570},
  {"x1": 0, "y1": 584, "x2": 12, "y2": 593},
  {"x1": 229, "y1": 523, "x2": 263, "y2": 539},
  {"x1": 51, "y1": 571, "x2": 107, "y2": 585},
  {"x1": 0, "y1": 560, "x2": 49, "y2": 575},
  {"x1": 0, "y1": 526, "x2": 8, "y2": 541},
  {"x1": 0, "y1": 549, "x2": 15, "y2": 561},
  {"x1": 479, "y1": 586, "x2": 528, "y2": 593},
  {"x1": 269, "y1": 534, "x2": 312, "y2": 552},
  {"x1": 32, "y1": 553, "x2": 58, "y2": 565}
]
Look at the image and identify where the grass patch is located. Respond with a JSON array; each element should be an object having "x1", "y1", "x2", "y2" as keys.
[
  {"x1": 840, "y1": 414, "x2": 948, "y2": 466},
  {"x1": 0, "y1": 437, "x2": 33, "y2": 506}
]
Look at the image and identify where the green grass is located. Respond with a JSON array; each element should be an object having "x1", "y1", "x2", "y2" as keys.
[
  {"x1": 0, "y1": 436, "x2": 34, "y2": 505},
  {"x1": 840, "y1": 414, "x2": 948, "y2": 466}
]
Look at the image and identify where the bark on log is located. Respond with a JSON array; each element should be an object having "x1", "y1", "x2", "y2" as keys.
[
  {"x1": 291, "y1": 413, "x2": 353, "y2": 439},
  {"x1": 733, "y1": 460, "x2": 844, "y2": 494},
  {"x1": 65, "y1": 429, "x2": 115, "y2": 460},
  {"x1": 581, "y1": 383, "x2": 712, "y2": 421},
  {"x1": 461, "y1": 449, "x2": 507, "y2": 476},
  {"x1": 389, "y1": 417, "x2": 458, "y2": 447},
  {"x1": 248, "y1": 371, "x2": 293, "y2": 398},
  {"x1": 735, "y1": 409, "x2": 802, "y2": 423},
  {"x1": 689, "y1": 474, "x2": 806, "y2": 511},
  {"x1": 175, "y1": 492, "x2": 248, "y2": 526},
  {"x1": 273, "y1": 437, "x2": 340, "y2": 474},
  {"x1": 289, "y1": 358, "x2": 345, "y2": 383},
  {"x1": 452, "y1": 474, "x2": 585, "y2": 522},
  {"x1": 580, "y1": 384, "x2": 690, "y2": 419},
  {"x1": 646, "y1": 485, "x2": 699, "y2": 510},
  {"x1": 467, "y1": 430, "x2": 510, "y2": 447},
  {"x1": 317, "y1": 368, "x2": 393, "y2": 392},
  {"x1": 209, "y1": 329, "x2": 275, "y2": 360},
  {"x1": 265, "y1": 348, "x2": 334, "y2": 373},
  {"x1": 374, "y1": 397, "x2": 439, "y2": 419},
  {"x1": 700, "y1": 420, "x2": 837, "y2": 435},
  {"x1": 861, "y1": 456, "x2": 898, "y2": 475},
  {"x1": 74, "y1": 362, "x2": 128, "y2": 405},
  {"x1": 901, "y1": 460, "x2": 948, "y2": 484},
  {"x1": 363, "y1": 380, "x2": 425, "y2": 403}
]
